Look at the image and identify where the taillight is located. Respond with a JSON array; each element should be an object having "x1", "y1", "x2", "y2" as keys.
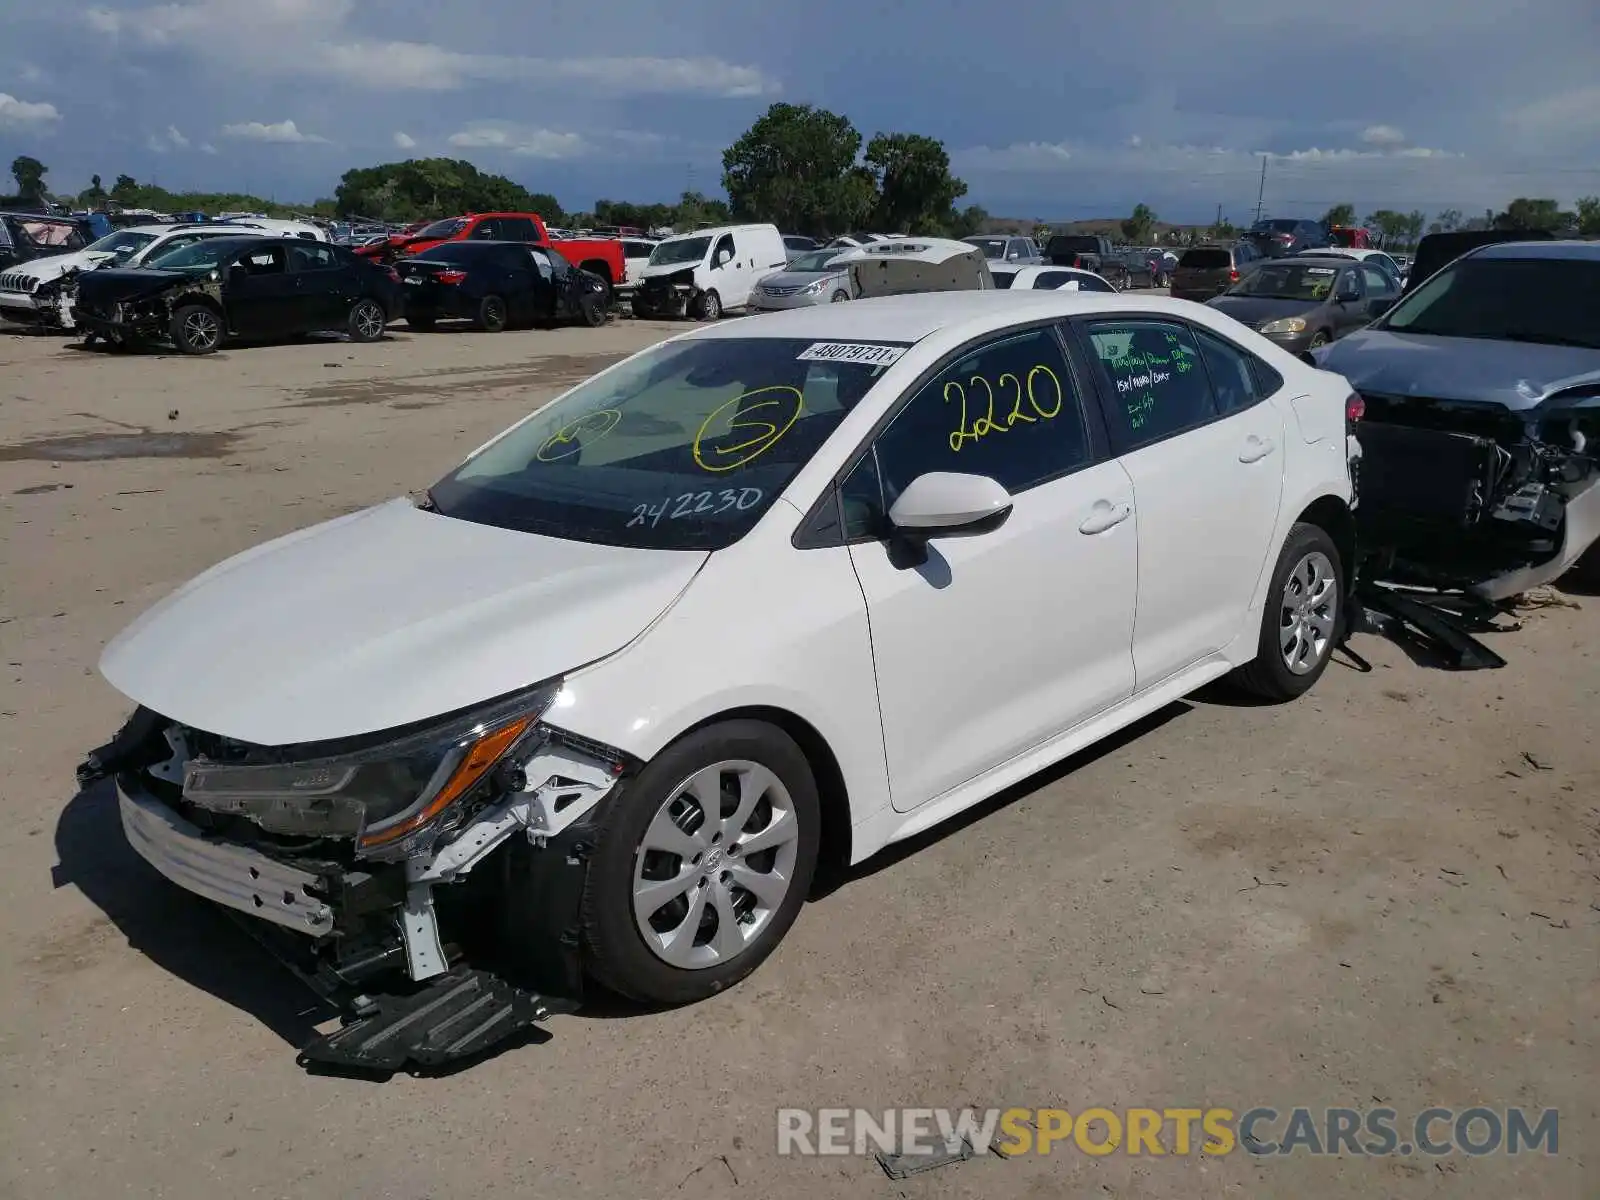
[
  {"x1": 436, "y1": 270, "x2": 466, "y2": 285},
  {"x1": 1345, "y1": 393, "x2": 1365, "y2": 423},
  {"x1": 1228, "y1": 268, "x2": 1239, "y2": 282}
]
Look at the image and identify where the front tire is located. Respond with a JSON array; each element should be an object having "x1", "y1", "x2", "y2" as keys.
[
  {"x1": 580, "y1": 295, "x2": 608, "y2": 327},
  {"x1": 169, "y1": 304, "x2": 221, "y2": 355},
  {"x1": 1232, "y1": 522, "x2": 1344, "y2": 701},
  {"x1": 476, "y1": 293, "x2": 508, "y2": 332},
  {"x1": 347, "y1": 298, "x2": 387, "y2": 342},
  {"x1": 694, "y1": 289, "x2": 722, "y2": 321},
  {"x1": 581, "y1": 720, "x2": 820, "y2": 1005},
  {"x1": 1308, "y1": 330, "x2": 1331, "y2": 349},
  {"x1": 830, "y1": 289, "x2": 850, "y2": 303}
]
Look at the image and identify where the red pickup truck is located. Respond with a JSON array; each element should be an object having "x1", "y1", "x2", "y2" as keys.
[{"x1": 356, "y1": 213, "x2": 626, "y2": 299}]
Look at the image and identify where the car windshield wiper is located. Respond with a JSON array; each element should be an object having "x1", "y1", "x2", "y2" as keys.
[{"x1": 1500, "y1": 330, "x2": 1599, "y2": 350}]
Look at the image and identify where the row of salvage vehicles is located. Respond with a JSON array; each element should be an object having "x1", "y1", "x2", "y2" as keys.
[{"x1": 0, "y1": 213, "x2": 615, "y2": 353}]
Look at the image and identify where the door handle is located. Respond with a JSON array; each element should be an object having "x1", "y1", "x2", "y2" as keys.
[
  {"x1": 1239, "y1": 435, "x2": 1275, "y2": 463},
  {"x1": 1079, "y1": 500, "x2": 1132, "y2": 534}
]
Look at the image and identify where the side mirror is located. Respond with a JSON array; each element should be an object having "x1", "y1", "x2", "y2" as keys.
[
  {"x1": 888, "y1": 472, "x2": 1013, "y2": 539},
  {"x1": 1336, "y1": 286, "x2": 1361, "y2": 303}
]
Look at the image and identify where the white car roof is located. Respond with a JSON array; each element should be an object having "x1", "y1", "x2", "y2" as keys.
[
  {"x1": 687, "y1": 289, "x2": 1225, "y2": 345},
  {"x1": 994, "y1": 265, "x2": 1110, "y2": 286}
]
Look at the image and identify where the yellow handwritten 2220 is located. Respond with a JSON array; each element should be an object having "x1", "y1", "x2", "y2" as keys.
[{"x1": 948, "y1": 366, "x2": 1064, "y2": 452}]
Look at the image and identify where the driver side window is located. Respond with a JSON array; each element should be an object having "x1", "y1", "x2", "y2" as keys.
[
  {"x1": 838, "y1": 326, "x2": 1090, "y2": 538},
  {"x1": 713, "y1": 234, "x2": 735, "y2": 265}
]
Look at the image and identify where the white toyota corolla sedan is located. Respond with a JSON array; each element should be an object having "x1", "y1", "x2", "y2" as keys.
[{"x1": 82, "y1": 291, "x2": 1357, "y2": 1062}]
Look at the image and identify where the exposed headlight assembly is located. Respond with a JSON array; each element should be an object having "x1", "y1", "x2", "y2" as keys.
[
  {"x1": 180, "y1": 682, "x2": 559, "y2": 860},
  {"x1": 1259, "y1": 316, "x2": 1308, "y2": 335}
]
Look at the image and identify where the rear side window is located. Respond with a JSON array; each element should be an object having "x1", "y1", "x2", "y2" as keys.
[
  {"x1": 1193, "y1": 329, "x2": 1264, "y2": 413},
  {"x1": 500, "y1": 217, "x2": 540, "y2": 241},
  {"x1": 471, "y1": 219, "x2": 503, "y2": 239},
  {"x1": 1179, "y1": 248, "x2": 1230, "y2": 270},
  {"x1": 1084, "y1": 319, "x2": 1215, "y2": 447}
]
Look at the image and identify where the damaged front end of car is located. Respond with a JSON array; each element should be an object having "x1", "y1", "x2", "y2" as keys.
[
  {"x1": 1352, "y1": 377, "x2": 1600, "y2": 602},
  {"x1": 71, "y1": 272, "x2": 214, "y2": 346},
  {"x1": 77, "y1": 684, "x2": 638, "y2": 1073},
  {"x1": 631, "y1": 267, "x2": 697, "y2": 318}
]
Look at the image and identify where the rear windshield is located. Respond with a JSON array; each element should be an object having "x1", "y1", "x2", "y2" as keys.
[
  {"x1": 1251, "y1": 219, "x2": 1301, "y2": 233},
  {"x1": 1048, "y1": 236, "x2": 1098, "y2": 252},
  {"x1": 962, "y1": 237, "x2": 1009, "y2": 259},
  {"x1": 990, "y1": 270, "x2": 1017, "y2": 289},
  {"x1": 1379, "y1": 257, "x2": 1600, "y2": 349},
  {"x1": 429, "y1": 336, "x2": 911, "y2": 551},
  {"x1": 1179, "y1": 248, "x2": 1230, "y2": 269}
]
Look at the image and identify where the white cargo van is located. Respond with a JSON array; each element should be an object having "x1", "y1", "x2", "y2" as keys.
[{"x1": 631, "y1": 223, "x2": 788, "y2": 319}]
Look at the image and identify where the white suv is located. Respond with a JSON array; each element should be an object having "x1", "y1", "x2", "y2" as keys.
[{"x1": 0, "y1": 221, "x2": 315, "y2": 329}]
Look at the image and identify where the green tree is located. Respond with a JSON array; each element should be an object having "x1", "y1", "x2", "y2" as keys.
[
  {"x1": 1576, "y1": 196, "x2": 1600, "y2": 236},
  {"x1": 1402, "y1": 210, "x2": 1426, "y2": 246},
  {"x1": 1365, "y1": 209, "x2": 1409, "y2": 245},
  {"x1": 10, "y1": 155, "x2": 47, "y2": 197},
  {"x1": 1434, "y1": 208, "x2": 1462, "y2": 232},
  {"x1": 1120, "y1": 203, "x2": 1158, "y2": 244},
  {"x1": 109, "y1": 173, "x2": 140, "y2": 204},
  {"x1": 331, "y1": 157, "x2": 562, "y2": 222},
  {"x1": 1321, "y1": 203, "x2": 1356, "y2": 227},
  {"x1": 1494, "y1": 197, "x2": 1568, "y2": 231},
  {"x1": 947, "y1": 204, "x2": 989, "y2": 238},
  {"x1": 79, "y1": 174, "x2": 108, "y2": 208},
  {"x1": 862, "y1": 132, "x2": 967, "y2": 234},
  {"x1": 722, "y1": 102, "x2": 869, "y2": 236}
]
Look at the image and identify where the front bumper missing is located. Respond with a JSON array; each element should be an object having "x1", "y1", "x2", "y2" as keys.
[
  {"x1": 103, "y1": 727, "x2": 619, "y2": 1073},
  {"x1": 118, "y1": 781, "x2": 335, "y2": 935}
]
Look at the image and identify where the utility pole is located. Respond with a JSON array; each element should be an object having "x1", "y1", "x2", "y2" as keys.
[{"x1": 1253, "y1": 155, "x2": 1267, "y2": 225}]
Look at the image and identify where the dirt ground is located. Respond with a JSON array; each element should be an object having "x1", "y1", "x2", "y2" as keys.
[{"x1": 0, "y1": 313, "x2": 1595, "y2": 1200}]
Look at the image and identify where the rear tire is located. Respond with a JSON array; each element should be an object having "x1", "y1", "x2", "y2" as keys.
[
  {"x1": 476, "y1": 294, "x2": 508, "y2": 332},
  {"x1": 347, "y1": 298, "x2": 387, "y2": 342},
  {"x1": 1232, "y1": 522, "x2": 1344, "y2": 701},
  {"x1": 169, "y1": 303, "x2": 222, "y2": 355},
  {"x1": 579, "y1": 720, "x2": 820, "y2": 1005}
]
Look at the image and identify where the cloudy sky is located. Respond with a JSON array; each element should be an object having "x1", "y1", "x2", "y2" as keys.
[{"x1": 3, "y1": 0, "x2": 1598, "y2": 223}]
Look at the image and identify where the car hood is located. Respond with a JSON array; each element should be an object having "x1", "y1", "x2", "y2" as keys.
[
  {"x1": 75, "y1": 267, "x2": 192, "y2": 305},
  {"x1": 10, "y1": 248, "x2": 116, "y2": 281},
  {"x1": 759, "y1": 269, "x2": 841, "y2": 288},
  {"x1": 1207, "y1": 296, "x2": 1321, "y2": 326},
  {"x1": 637, "y1": 262, "x2": 701, "y2": 281},
  {"x1": 99, "y1": 498, "x2": 708, "y2": 746},
  {"x1": 1314, "y1": 328, "x2": 1600, "y2": 412}
]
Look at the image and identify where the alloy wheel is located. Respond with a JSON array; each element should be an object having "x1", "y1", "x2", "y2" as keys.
[
  {"x1": 631, "y1": 760, "x2": 801, "y2": 969},
  {"x1": 183, "y1": 309, "x2": 219, "y2": 351},
  {"x1": 1279, "y1": 550, "x2": 1337, "y2": 674}
]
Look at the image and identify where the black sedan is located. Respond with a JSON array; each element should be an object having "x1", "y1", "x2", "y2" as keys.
[
  {"x1": 397, "y1": 241, "x2": 610, "y2": 332},
  {"x1": 1205, "y1": 254, "x2": 1400, "y2": 353},
  {"x1": 72, "y1": 236, "x2": 403, "y2": 354}
]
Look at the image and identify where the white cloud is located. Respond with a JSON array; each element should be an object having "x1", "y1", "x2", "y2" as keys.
[
  {"x1": 953, "y1": 141, "x2": 1073, "y2": 172},
  {"x1": 0, "y1": 91, "x2": 61, "y2": 131},
  {"x1": 166, "y1": 124, "x2": 190, "y2": 147},
  {"x1": 19, "y1": 62, "x2": 48, "y2": 84},
  {"x1": 446, "y1": 125, "x2": 586, "y2": 158},
  {"x1": 83, "y1": 4, "x2": 779, "y2": 99},
  {"x1": 1361, "y1": 124, "x2": 1407, "y2": 148},
  {"x1": 200, "y1": 142, "x2": 218, "y2": 154},
  {"x1": 148, "y1": 124, "x2": 192, "y2": 152},
  {"x1": 392, "y1": 131, "x2": 416, "y2": 149},
  {"x1": 221, "y1": 118, "x2": 328, "y2": 144},
  {"x1": 1506, "y1": 84, "x2": 1600, "y2": 137}
]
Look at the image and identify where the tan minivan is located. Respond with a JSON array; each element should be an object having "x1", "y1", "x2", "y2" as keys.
[{"x1": 1169, "y1": 243, "x2": 1262, "y2": 302}]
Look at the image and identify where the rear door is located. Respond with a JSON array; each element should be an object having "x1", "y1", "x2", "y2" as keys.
[
  {"x1": 1071, "y1": 316, "x2": 1286, "y2": 689},
  {"x1": 286, "y1": 241, "x2": 354, "y2": 329}
]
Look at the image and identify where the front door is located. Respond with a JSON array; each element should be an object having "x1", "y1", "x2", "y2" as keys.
[
  {"x1": 843, "y1": 323, "x2": 1138, "y2": 812},
  {"x1": 224, "y1": 244, "x2": 300, "y2": 337},
  {"x1": 1074, "y1": 316, "x2": 1286, "y2": 690}
]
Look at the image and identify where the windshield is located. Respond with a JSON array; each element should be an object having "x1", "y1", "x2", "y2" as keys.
[
  {"x1": 143, "y1": 239, "x2": 248, "y2": 271},
  {"x1": 85, "y1": 230, "x2": 157, "y2": 261},
  {"x1": 1378, "y1": 256, "x2": 1600, "y2": 349},
  {"x1": 415, "y1": 217, "x2": 468, "y2": 240},
  {"x1": 1227, "y1": 261, "x2": 1339, "y2": 301},
  {"x1": 786, "y1": 249, "x2": 845, "y2": 273},
  {"x1": 429, "y1": 336, "x2": 910, "y2": 551},
  {"x1": 648, "y1": 237, "x2": 712, "y2": 266},
  {"x1": 963, "y1": 237, "x2": 1009, "y2": 259}
]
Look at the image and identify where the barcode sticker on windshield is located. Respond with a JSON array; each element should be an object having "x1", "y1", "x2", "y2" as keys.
[
  {"x1": 797, "y1": 342, "x2": 906, "y2": 366},
  {"x1": 1303, "y1": 267, "x2": 1337, "y2": 275}
]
